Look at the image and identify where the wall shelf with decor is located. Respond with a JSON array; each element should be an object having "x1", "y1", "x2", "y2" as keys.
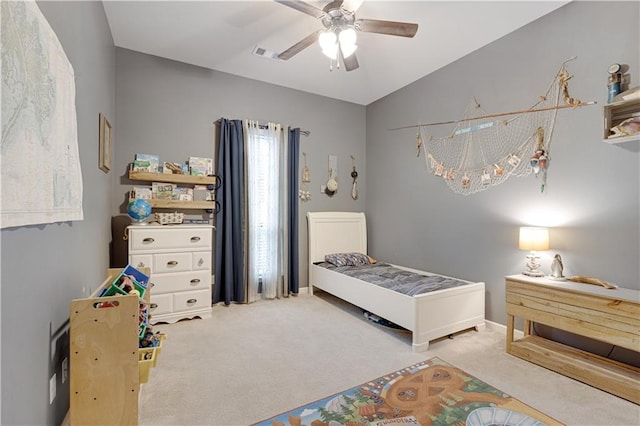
[
  {"x1": 602, "y1": 97, "x2": 640, "y2": 144},
  {"x1": 128, "y1": 169, "x2": 220, "y2": 210}
]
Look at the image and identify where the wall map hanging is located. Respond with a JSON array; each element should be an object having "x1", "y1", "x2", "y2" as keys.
[{"x1": 392, "y1": 58, "x2": 594, "y2": 195}]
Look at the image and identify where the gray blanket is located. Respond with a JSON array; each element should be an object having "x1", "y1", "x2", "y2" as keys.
[{"x1": 317, "y1": 262, "x2": 470, "y2": 297}]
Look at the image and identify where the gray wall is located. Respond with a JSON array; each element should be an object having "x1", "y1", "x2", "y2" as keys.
[
  {"x1": 2, "y1": 1, "x2": 638, "y2": 423},
  {"x1": 114, "y1": 48, "x2": 367, "y2": 289},
  {"x1": 366, "y1": 0, "x2": 639, "y2": 329},
  {"x1": 1, "y1": 1, "x2": 115, "y2": 425}
]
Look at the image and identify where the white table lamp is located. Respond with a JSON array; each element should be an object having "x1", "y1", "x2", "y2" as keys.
[{"x1": 519, "y1": 227, "x2": 549, "y2": 277}]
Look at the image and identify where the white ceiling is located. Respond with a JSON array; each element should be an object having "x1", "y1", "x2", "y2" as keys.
[{"x1": 103, "y1": 0, "x2": 569, "y2": 106}]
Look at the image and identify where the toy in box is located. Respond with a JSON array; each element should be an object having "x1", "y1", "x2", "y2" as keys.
[{"x1": 98, "y1": 265, "x2": 149, "y2": 298}]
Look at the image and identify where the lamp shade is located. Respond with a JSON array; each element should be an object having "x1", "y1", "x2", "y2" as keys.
[{"x1": 519, "y1": 227, "x2": 549, "y2": 251}]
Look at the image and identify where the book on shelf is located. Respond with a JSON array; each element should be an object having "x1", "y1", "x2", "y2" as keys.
[
  {"x1": 182, "y1": 218, "x2": 210, "y2": 224},
  {"x1": 173, "y1": 187, "x2": 194, "y2": 201},
  {"x1": 193, "y1": 189, "x2": 212, "y2": 201},
  {"x1": 189, "y1": 156, "x2": 213, "y2": 176},
  {"x1": 135, "y1": 153, "x2": 160, "y2": 173},
  {"x1": 163, "y1": 161, "x2": 188, "y2": 175},
  {"x1": 131, "y1": 186, "x2": 153, "y2": 200},
  {"x1": 132, "y1": 160, "x2": 151, "y2": 172},
  {"x1": 152, "y1": 182, "x2": 175, "y2": 200}
]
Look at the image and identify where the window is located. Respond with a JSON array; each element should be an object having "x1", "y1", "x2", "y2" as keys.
[{"x1": 245, "y1": 122, "x2": 284, "y2": 301}]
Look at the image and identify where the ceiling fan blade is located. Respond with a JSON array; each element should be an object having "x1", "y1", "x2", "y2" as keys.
[
  {"x1": 340, "y1": 47, "x2": 359, "y2": 72},
  {"x1": 355, "y1": 19, "x2": 418, "y2": 38},
  {"x1": 273, "y1": 0, "x2": 325, "y2": 19},
  {"x1": 341, "y1": 0, "x2": 365, "y2": 14},
  {"x1": 278, "y1": 29, "x2": 323, "y2": 60}
]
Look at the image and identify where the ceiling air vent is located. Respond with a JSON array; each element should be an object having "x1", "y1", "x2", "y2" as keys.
[{"x1": 251, "y1": 45, "x2": 280, "y2": 61}]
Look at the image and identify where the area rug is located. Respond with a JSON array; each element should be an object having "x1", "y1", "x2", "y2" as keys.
[{"x1": 253, "y1": 357, "x2": 563, "y2": 426}]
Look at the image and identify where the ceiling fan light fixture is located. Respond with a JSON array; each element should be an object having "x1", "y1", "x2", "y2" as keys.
[
  {"x1": 322, "y1": 45, "x2": 339, "y2": 60},
  {"x1": 319, "y1": 30, "x2": 337, "y2": 52},
  {"x1": 338, "y1": 27, "x2": 357, "y2": 58},
  {"x1": 339, "y1": 27, "x2": 357, "y2": 46}
]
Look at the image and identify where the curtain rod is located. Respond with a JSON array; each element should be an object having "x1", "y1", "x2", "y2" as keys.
[{"x1": 213, "y1": 119, "x2": 310, "y2": 136}]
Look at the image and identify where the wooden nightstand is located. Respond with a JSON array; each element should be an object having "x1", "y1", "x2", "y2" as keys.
[{"x1": 505, "y1": 274, "x2": 640, "y2": 404}]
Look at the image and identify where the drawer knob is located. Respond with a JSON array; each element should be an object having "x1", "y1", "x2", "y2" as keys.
[
  {"x1": 137, "y1": 262, "x2": 146, "y2": 268},
  {"x1": 190, "y1": 278, "x2": 201, "y2": 285},
  {"x1": 198, "y1": 258, "x2": 204, "y2": 266},
  {"x1": 167, "y1": 260, "x2": 178, "y2": 267},
  {"x1": 190, "y1": 236, "x2": 201, "y2": 242},
  {"x1": 187, "y1": 298, "x2": 197, "y2": 304},
  {"x1": 142, "y1": 237, "x2": 155, "y2": 243},
  {"x1": 150, "y1": 303, "x2": 158, "y2": 309}
]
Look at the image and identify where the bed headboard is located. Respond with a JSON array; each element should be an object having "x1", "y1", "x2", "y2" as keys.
[{"x1": 306, "y1": 212, "x2": 367, "y2": 264}]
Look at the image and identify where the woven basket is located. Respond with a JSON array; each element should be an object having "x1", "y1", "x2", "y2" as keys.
[{"x1": 154, "y1": 212, "x2": 184, "y2": 225}]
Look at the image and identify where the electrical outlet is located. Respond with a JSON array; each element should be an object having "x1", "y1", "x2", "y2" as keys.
[
  {"x1": 62, "y1": 357, "x2": 68, "y2": 383},
  {"x1": 49, "y1": 374, "x2": 56, "y2": 404}
]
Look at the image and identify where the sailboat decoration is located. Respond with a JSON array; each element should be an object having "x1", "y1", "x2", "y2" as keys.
[{"x1": 395, "y1": 58, "x2": 594, "y2": 195}]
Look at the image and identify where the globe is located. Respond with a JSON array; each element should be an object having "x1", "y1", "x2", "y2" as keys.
[{"x1": 127, "y1": 199, "x2": 152, "y2": 224}]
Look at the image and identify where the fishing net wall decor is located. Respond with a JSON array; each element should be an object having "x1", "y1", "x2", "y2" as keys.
[{"x1": 403, "y1": 58, "x2": 592, "y2": 195}]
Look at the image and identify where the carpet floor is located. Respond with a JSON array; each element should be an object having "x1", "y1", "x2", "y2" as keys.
[{"x1": 139, "y1": 291, "x2": 639, "y2": 426}]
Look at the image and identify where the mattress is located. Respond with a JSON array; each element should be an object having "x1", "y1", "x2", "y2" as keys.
[{"x1": 315, "y1": 262, "x2": 471, "y2": 297}]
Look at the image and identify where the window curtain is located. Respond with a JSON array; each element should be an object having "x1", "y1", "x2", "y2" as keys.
[
  {"x1": 287, "y1": 128, "x2": 301, "y2": 294},
  {"x1": 244, "y1": 120, "x2": 285, "y2": 302},
  {"x1": 213, "y1": 118, "x2": 246, "y2": 305},
  {"x1": 214, "y1": 118, "x2": 300, "y2": 304}
]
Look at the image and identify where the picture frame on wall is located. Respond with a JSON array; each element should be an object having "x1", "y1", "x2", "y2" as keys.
[{"x1": 99, "y1": 113, "x2": 112, "y2": 173}]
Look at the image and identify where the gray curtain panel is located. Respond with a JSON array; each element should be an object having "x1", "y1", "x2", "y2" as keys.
[
  {"x1": 214, "y1": 118, "x2": 246, "y2": 305},
  {"x1": 287, "y1": 128, "x2": 300, "y2": 294}
]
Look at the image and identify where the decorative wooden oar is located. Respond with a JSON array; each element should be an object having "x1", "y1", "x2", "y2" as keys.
[{"x1": 566, "y1": 275, "x2": 618, "y2": 289}]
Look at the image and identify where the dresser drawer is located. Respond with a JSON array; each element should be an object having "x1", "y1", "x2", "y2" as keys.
[
  {"x1": 129, "y1": 226, "x2": 212, "y2": 252},
  {"x1": 173, "y1": 289, "x2": 210, "y2": 313},
  {"x1": 151, "y1": 270, "x2": 211, "y2": 294},
  {"x1": 192, "y1": 251, "x2": 212, "y2": 271},
  {"x1": 150, "y1": 293, "x2": 173, "y2": 316},
  {"x1": 130, "y1": 254, "x2": 152, "y2": 270},
  {"x1": 153, "y1": 252, "x2": 193, "y2": 273}
]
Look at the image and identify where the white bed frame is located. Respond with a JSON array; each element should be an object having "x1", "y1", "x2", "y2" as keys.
[{"x1": 307, "y1": 211, "x2": 486, "y2": 352}]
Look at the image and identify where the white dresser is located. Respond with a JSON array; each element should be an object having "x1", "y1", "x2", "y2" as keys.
[{"x1": 128, "y1": 224, "x2": 213, "y2": 324}]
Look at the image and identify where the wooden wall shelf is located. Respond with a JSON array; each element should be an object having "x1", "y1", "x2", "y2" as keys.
[
  {"x1": 128, "y1": 170, "x2": 219, "y2": 210},
  {"x1": 602, "y1": 97, "x2": 640, "y2": 144},
  {"x1": 128, "y1": 170, "x2": 218, "y2": 185},
  {"x1": 146, "y1": 199, "x2": 214, "y2": 210}
]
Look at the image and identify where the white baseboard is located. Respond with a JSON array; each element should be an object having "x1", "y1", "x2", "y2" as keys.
[{"x1": 484, "y1": 319, "x2": 524, "y2": 339}]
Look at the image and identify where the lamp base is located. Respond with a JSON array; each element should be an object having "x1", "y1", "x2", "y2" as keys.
[
  {"x1": 523, "y1": 253, "x2": 544, "y2": 278},
  {"x1": 548, "y1": 275, "x2": 567, "y2": 281}
]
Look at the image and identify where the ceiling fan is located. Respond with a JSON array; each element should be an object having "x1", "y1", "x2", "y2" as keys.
[{"x1": 274, "y1": 0, "x2": 419, "y2": 71}]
